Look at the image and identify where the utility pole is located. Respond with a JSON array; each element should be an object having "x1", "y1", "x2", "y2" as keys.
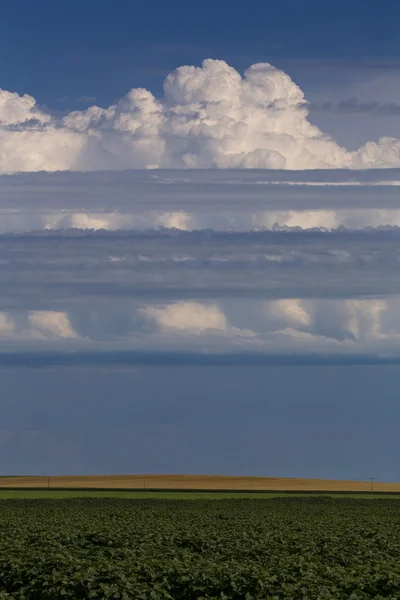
[{"x1": 369, "y1": 477, "x2": 374, "y2": 495}]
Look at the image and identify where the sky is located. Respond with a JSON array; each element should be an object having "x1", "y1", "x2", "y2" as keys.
[
  {"x1": 1, "y1": 0, "x2": 398, "y2": 105},
  {"x1": 1, "y1": 1, "x2": 400, "y2": 480}
]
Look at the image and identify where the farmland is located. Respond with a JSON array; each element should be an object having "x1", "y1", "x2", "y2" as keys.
[
  {"x1": 1, "y1": 497, "x2": 400, "y2": 598},
  {"x1": 1, "y1": 473, "x2": 400, "y2": 493}
]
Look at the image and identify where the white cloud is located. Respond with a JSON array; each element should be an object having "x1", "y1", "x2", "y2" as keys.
[
  {"x1": 0, "y1": 90, "x2": 50, "y2": 126},
  {"x1": 139, "y1": 301, "x2": 228, "y2": 333},
  {"x1": 352, "y1": 138, "x2": 400, "y2": 169},
  {"x1": 343, "y1": 299, "x2": 387, "y2": 340},
  {"x1": 1, "y1": 59, "x2": 400, "y2": 172},
  {"x1": 28, "y1": 311, "x2": 78, "y2": 339},
  {"x1": 0, "y1": 310, "x2": 78, "y2": 342},
  {"x1": 255, "y1": 210, "x2": 339, "y2": 230},
  {"x1": 0, "y1": 128, "x2": 84, "y2": 172},
  {"x1": 267, "y1": 299, "x2": 312, "y2": 327},
  {"x1": 0, "y1": 312, "x2": 14, "y2": 334}
]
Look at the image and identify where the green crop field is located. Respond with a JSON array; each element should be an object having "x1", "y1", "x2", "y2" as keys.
[{"x1": 1, "y1": 497, "x2": 400, "y2": 598}]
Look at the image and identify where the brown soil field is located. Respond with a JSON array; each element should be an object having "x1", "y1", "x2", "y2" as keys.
[{"x1": 0, "y1": 474, "x2": 399, "y2": 493}]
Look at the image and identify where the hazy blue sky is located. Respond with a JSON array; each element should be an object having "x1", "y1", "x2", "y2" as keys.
[{"x1": 2, "y1": 365, "x2": 400, "y2": 480}]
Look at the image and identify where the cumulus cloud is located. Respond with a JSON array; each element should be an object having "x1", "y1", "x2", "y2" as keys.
[
  {"x1": 1, "y1": 59, "x2": 400, "y2": 172},
  {"x1": 343, "y1": 299, "x2": 387, "y2": 341},
  {"x1": 0, "y1": 90, "x2": 50, "y2": 127},
  {"x1": 139, "y1": 301, "x2": 228, "y2": 333},
  {"x1": 266, "y1": 299, "x2": 312, "y2": 327},
  {"x1": 28, "y1": 311, "x2": 78, "y2": 339},
  {"x1": 0, "y1": 310, "x2": 77, "y2": 341}
]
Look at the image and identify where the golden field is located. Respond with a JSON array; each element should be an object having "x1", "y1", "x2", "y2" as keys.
[{"x1": 0, "y1": 474, "x2": 399, "y2": 493}]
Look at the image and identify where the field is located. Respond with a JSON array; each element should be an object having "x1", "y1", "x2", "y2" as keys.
[
  {"x1": 1, "y1": 473, "x2": 400, "y2": 493},
  {"x1": 1, "y1": 497, "x2": 400, "y2": 599}
]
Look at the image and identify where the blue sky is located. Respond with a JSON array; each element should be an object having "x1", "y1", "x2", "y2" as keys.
[
  {"x1": 2, "y1": 0, "x2": 398, "y2": 110},
  {"x1": 2, "y1": 364, "x2": 400, "y2": 480},
  {"x1": 1, "y1": 4, "x2": 400, "y2": 480}
]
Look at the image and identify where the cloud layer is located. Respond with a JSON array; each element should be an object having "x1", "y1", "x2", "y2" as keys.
[
  {"x1": 3, "y1": 169, "x2": 400, "y2": 234},
  {"x1": 1, "y1": 166, "x2": 400, "y2": 364},
  {"x1": 2, "y1": 59, "x2": 400, "y2": 172},
  {"x1": 4, "y1": 296, "x2": 400, "y2": 363},
  {"x1": 3, "y1": 224, "x2": 400, "y2": 364},
  {"x1": 4, "y1": 228, "x2": 400, "y2": 309}
]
